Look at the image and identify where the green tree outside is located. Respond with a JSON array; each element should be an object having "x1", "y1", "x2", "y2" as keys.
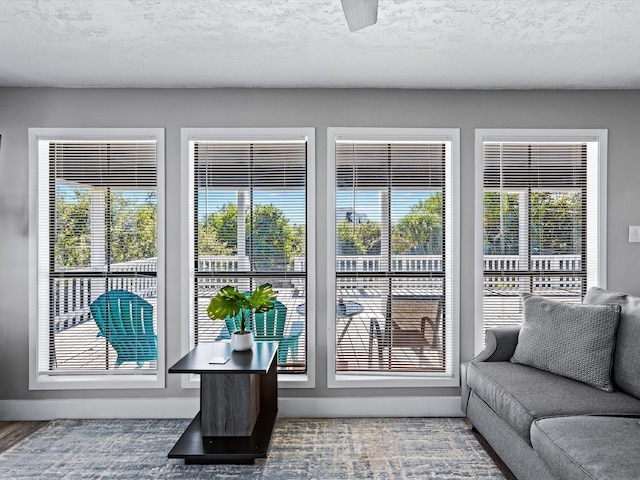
[
  {"x1": 392, "y1": 193, "x2": 442, "y2": 255},
  {"x1": 54, "y1": 188, "x2": 91, "y2": 269},
  {"x1": 54, "y1": 186, "x2": 582, "y2": 271},
  {"x1": 336, "y1": 219, "x2": 381, "y2": 255},
  {"x1": 249, "y1": 204, "x2": 298, "y2": 271},
  {"x1": 198, "y1": 224, "x2": 234, "y2": 256},
  {"x1": 110, "y1": 191, "x2": 157, "y2": 263},
  {"x1": 55, "y1": 187, "x2": 158, "y2": 269},
  {"x1": 483, "y1": 190, "x2": 582, "y2": 256},
  {"x1": 200, "y1": 203, "x2": 238, "y2": 255},
  {"x1": 483, "y1": 191, "x2": 520, "y2": 255},
  {"x1": 198, "y1": 202, "x2": 305, "y2": 270},
  {"x1": 531, "y1": 192, "x2": 581, "y2": 255}
]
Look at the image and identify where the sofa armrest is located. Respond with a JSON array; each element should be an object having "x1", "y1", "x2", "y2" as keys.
[
  {"x1": 461, "y1": 325, "x2": 521, "y2": 414},
  {"x1": 476, "y1": 325, "x2": 522, "y2": 362}
]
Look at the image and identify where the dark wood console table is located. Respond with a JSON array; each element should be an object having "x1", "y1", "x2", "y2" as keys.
[{"x1": 168, "y1": 341, "x2": 278, "y2": 464}]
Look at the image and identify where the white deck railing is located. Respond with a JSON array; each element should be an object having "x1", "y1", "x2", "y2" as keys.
[
  {"x1": 483, "y1": 254, "x2": 583, "y2": 291},
  {"x1": 484, "y1": 254, "x2": 582, "y2": 272},
  {"x1": 335, "y1": 254, "x2": 444, "y2": 273},
  {"x1": 53, "y1": 253, "x2": 582, "y2": 331},
  {"x1": 53, "y1": 258, "x2": 159, "y2": 333}
]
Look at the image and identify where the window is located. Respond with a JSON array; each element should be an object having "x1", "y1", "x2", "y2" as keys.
[
  {"x1": 475, "y1": 129, "x2": 607, "y2": 353},
  {"x1": 29, "y1": 128, "x2": 165, "y2": 389},
  {"x1": 327, "y1": 128, "x2": 459, "y2": 388},
  {"x1": 183, "y1": 128, "x2": 315, "y2": 386}
]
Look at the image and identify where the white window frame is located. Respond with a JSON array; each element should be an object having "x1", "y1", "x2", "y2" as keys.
[
  {"x1": 181, "y1": 127, "x2": 316, "y2": 389},
  {"x1": 327, "y1": 127, "x2": 460, "y2": 388},
  {"x1": 28, "y1": 128, "x2": 166, "y2": 390},
  {"x1": 474, "y1": 129, "x2": 608, "y2": 355}
]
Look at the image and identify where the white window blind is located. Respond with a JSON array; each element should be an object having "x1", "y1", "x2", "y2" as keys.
[
  {"x1": 189, "y1": 136, "x2": 309, "y2": 374},
  {"x1": 480, "y1": 137, "x2": 602, "y2": 340},
  {"x1": 36, "y1": 136, "x2": 160, "y2": 376},
  {"x1": 332, "y1": 134, "x2": 457, "y2": 379}
]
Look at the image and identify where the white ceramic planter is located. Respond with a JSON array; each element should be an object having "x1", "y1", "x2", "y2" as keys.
[{"x1": 230, "y1": 331, "x2": 254, "y2": 351}]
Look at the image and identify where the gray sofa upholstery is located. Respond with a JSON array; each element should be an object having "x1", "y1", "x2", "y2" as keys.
[{"x1": 461, "y1": 287, "x2": 640, "y2": 480}]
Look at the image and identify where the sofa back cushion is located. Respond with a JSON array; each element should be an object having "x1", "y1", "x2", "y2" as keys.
[
  {"x1": 511, "y1": 293, "x2": 620, "y2": 391},
  {"x1": 584, "y1": 286, "x2": 640, "y2": 399}
]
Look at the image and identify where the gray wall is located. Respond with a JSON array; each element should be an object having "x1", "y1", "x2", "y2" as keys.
[{"x1": 1, "y1": 87, "x2": 640, "y2": 405}]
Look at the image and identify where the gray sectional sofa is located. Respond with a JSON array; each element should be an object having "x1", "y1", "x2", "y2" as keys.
[{"x1": 461, "y1": 287, "x2": 640, "y2": 480}]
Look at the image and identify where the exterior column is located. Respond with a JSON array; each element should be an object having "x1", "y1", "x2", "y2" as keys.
[
  {"x1": 90, "y1": 188, "x2": 106, "y2": 301},
  {"x1": 237, "y1": 190, "x2": 250, "y2": 291},
  {"x1": 380, "y1": 190, "x2": 390, "y2": 272}
]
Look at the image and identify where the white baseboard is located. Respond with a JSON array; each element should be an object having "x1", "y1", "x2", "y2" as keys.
[
  {"x1": 279, "y1": 396, "x2": 463, "y2": 418},
  {"x1": 0, "y1": 398, "x2": 199, "y2": 421},
  {"x1": 0, "y1": 396, "x2": 463, "y2": 421}
]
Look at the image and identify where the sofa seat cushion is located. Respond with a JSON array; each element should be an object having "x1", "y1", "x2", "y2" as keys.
[
  {"x1": 531, "y1": 415, "x2": 640, "y2": 480},
  {"x1": 467, "y1": 361, "x2": 640, "y2": 442}
]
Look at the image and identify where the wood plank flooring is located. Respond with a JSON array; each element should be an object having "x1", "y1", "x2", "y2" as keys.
[{"x1": 0, "y1": 421, "x2": 48, "y2": 454}]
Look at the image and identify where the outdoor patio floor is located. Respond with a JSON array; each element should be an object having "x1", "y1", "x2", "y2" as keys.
[{"x1": 52, "y1": 289, "x2": 449, "y2": 373}]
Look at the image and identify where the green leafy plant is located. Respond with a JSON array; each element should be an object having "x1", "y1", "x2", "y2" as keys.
[{"x1": 206, "y1": 283, "x2": 277, "y2": 334}]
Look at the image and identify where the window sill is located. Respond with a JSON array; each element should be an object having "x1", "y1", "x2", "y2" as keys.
[
  {"x1": 327, "y1": 372, "x2": 458, "y2": 389},
  {"x1": 30, "y1": 373, "x2": 164, "y2": 390}
]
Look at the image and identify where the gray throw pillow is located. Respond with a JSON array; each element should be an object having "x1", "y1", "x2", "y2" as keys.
[{"x1": 511, "y1": 294, "x2": 621, "y2": 392}]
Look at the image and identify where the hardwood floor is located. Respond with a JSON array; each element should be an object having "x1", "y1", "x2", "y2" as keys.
[{"x1": 0, "y1": 421, "x2": 48, "y2": 454}]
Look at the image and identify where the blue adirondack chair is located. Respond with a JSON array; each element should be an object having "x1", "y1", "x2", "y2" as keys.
[
  {"x1": 217, "y1": 300, "x2": 303, "y2": 365},
  {"x1": 90, "y1": 290, "x2": 157, "y2": 367}
]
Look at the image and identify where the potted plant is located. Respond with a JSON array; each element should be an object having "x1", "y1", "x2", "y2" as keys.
[{"x1": 207, "y1": 283, "x2": 277, "y2": 351}]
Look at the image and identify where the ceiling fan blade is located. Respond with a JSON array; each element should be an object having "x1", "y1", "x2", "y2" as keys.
[{"x1": 340, "y1": 0, "x2": 378, "y2": 32}]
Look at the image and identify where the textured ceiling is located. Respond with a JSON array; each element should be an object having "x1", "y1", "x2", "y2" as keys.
[{"x1": 1, "y1": 0, "x2": 640, "y2": 89}]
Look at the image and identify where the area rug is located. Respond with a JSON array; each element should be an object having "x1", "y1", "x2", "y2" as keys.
[{"x1": 0, "y1": 418, "x2": 505, "y2": 479}]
